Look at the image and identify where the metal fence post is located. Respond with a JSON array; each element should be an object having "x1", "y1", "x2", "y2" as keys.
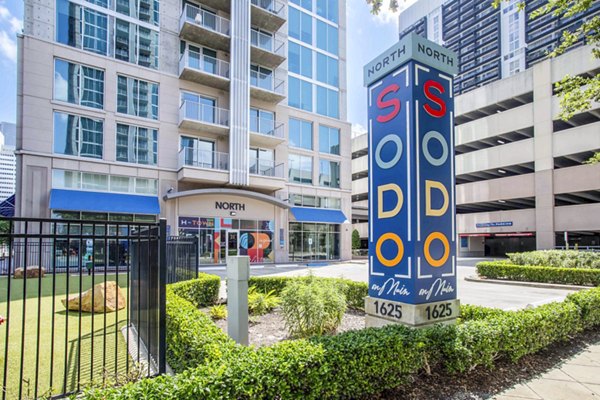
[
  {"x1": 158, "y1": 219, "x2": 167, "y2": 374},
  {"x1": 194, "y1": 235, "x2": 199, "y2": 273}
]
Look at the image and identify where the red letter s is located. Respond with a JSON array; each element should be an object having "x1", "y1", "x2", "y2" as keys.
[
  {"x1": 376, "y1": 84, "x2": 401, "y2": 123},
  {"x1": 423, "y1": 80, "x2": 446, "y2": 118}
]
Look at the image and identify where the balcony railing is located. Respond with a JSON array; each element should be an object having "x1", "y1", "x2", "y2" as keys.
[
  {"x1": 179, "y1": 49, "x2": 230, "y2": 79},
  {"x1": 250, "y1": 30, "x2": 285, "y2": 56},
  {"x1": 251, "y1": 0, "x2": 286, "y2": 18},
  {"x1": 249, "y1": 158, "x2": 285, "y2": 178},
  {"x1": 250, "y1": 69, "x2": 285, "y2": 95},
  {"x1": 179, "y1": 100, "x2": 230, "y2": 127},
  {"x1": 179, "y1": 147, "x2": 229, "y2": 171},
  {"x1": 249, "y1": 116, "x2": 285, "y2": 138},
  {"x1": 181, "y1": 4, "x2": 230, "y2": 36}
]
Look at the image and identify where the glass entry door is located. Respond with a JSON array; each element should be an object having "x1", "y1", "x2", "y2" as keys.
[{"x1": 226, "y1": 230, "x2": 239, "y2": 259}]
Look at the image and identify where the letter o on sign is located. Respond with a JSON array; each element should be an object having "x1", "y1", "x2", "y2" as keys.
[
  {"x1": 375, "y1": 134, "x2": 403, "y2": 169},
  {"x1": 422, "y1": 131, "x2": 448, "y2": 167},
  {"x1": 424, "y1": 232, "x2": 450, "y2": 267},
  {"x1": 376, "y1": 232, "x2": 404, "y2": 267}
]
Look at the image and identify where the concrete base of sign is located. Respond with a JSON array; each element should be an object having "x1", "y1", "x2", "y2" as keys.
[{"x1": 364, "y1": 297, "x2": 460, "y2": 328}]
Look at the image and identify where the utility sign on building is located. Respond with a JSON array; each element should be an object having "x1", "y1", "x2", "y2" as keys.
[{"x1": 363, "y1": 33, "x2": 460, "y2": 328}]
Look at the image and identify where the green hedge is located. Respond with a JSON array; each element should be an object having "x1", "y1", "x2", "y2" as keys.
[
  {"x1": 507, "y1": 250, "x2": 600, "y2": 269},
  {"x1": 477, "y1": 261, "x2": 600, "y2": 286},
  {"x1": 169, "y1": 273, "x2": 221, "y2": 308},
  {"x1": 81, "y1": 277, "x2": 600, "y2": 400},
  {"x1": 249, "y1": 275, "x2": 368, "y2": 310}
]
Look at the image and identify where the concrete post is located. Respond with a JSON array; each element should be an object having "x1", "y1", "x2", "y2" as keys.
[{"x1": 226, "y1": 256, "x2": 249, "y2": 345}]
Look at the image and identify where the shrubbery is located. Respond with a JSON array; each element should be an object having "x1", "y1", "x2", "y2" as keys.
[
  {"x1": 168, "y1": 273, "x2": 220, "y2": 308},
  {"x1": 81, "y1": 274, "x2": 600, "y2": 400},
  {"x1": 209, "y1": 304, "x2": 227, "y2": 320},
  {"x1": 281, "y1": 277, "x2": 347, "y2": 338},
  {"x1": 248, "y1": 286, "x2": 280, "y2": 316},
  {"x1": 507, "y1": 250, "x2": 600, "y2": 269},
  {"x1": 477, "y1": 261, "x2": 600, "y2": 286}
]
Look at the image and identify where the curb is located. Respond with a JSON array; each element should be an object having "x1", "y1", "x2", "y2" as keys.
[{"x1": 465, "y1": 275, "x2": 592, "y2": 291}]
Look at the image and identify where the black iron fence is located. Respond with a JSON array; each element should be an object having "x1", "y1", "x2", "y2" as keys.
[
  {"x1": 0, "y1": 217, "x2": 167, "y2": 400},
  {"x1": 166, "y1": 236, "x2": 199, "y2": 284}
]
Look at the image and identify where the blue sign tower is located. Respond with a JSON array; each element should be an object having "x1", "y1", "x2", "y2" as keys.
[{"x1": 364, "y1": 34, "x2": 459, "y2": 327}]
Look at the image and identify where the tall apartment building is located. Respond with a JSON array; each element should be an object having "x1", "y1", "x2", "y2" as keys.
[
  {"x1": 352, "y1": 0, "x2": 600, "y2": 256},
  {"x1": 398, "y1": 0, "x2": 600, "y2": 95},
  {"x1": 17, "y1": 0, "x2": 352, "y2": 264},
  {"x1": 0, "y1": 124, "x2": 16, "y2": 201}
]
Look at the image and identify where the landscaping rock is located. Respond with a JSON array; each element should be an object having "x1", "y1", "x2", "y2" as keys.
[
  {"x1": 61, "y1": 281, "x2": 126, "y2": 313},
  {"x1": 14, "y1": 266, "x2": 45, "y2": 279}
]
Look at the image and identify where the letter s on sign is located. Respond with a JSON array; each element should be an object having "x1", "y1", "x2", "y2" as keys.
[
  {"x1": 376, "y1": 84, "x2": 401, "y2": 123},
  {"x1": 423, "y1": 80, "x2": 446, "y2": 118}
]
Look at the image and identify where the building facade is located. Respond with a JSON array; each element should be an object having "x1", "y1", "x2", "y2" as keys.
[
  {"x1": 398, "y1": 0, "x2": 600, "y2": 95},
  {"x1": 352, "y1": 1, "x2": 600, "y2": 256},
  {"x1": 17, "y1": 0, "x2": 352, "y2": 264}
]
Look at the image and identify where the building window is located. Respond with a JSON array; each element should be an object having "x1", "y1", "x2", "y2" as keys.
[
  {"x1": 316, "y1": 85, "x2": 339, "y2": 118},
  {"x1": 250, "y1": 64, "x2": 274, "y2": 91},
  {"x1": 57, "y1": 0, "x2": 108, "y2": 55},
  {"x1": 115, "y1": 19, "x2": 159, "y2": 69},
  {"x1": 289, "y1": 7, "x2": 312, "y2": 45},
  {"x1": 53, "y1": 112, "x2": 103, "y2": 159},
  {"x1": 508, "y1": 12, "x2": 520, "y2": 52},
  {"x1": 289, "y1": 154, "x2": 313, "y2": 185},
  {"x1": 181, "y1": 92, "x2": 218, "y2": 124},
  {"x1": 289, "y1": 118, "x2": 312, "y2": 150},
  {"x1": 115, "y1": 0, "x2": 160, "y2": 25},
  {"x1": 250, "y1": 108, "x2": 275, "y2": 135},
  {"x1": 290, "y1": 0, "x2": 312, "y2": 11},
  {"x1": 249, "y1": 147, "x2": 275, "y2": 176},
  {"x1": 116, "y1": 124, "x2": 158, "y2": 165},
  {"x1": 52, "y1": 169, "x2": 158, "y2": 195},
  {"x1": 319, "y1": 159, "x2": 340, "y2": 188},
  {"x1": 316, "y1": 53, "x2": 339, "y2": 87},
  {"x1": 180, "y1": 136, "x2": 217, "y2": 168},
  {"x1": 316, "y1": 20, "x2": 338, "y2": 55},
  {"x1": 183, "y1": 43, "x2": 218, "y2": 74},
  {"x1": 319, "y1": 125, "x2": 340, "y2": 155},
  {"x1": 289, "y1": 222, "x2": 340, "y2": 261},
  {"x1": 251, "y1": 27, "x2": 275, "y2": 52},
  {"x1": 117, "y1": 75, "x2": 159, "y2": 120},
  {"x1": 289, "y1": 77, "x2": 313, "y2": 112},
  {"x1": 54, "y1": 59, "x2": 104, "y2": 109},
  {"x1": 289, "y1": 42, "x2": 312, "y2": 78},
  {"x1": 289, "y1": 194, "x2": 341, "y2": 209},
  {"x1": 316, "y1": 0, "x2": 338, "y2": 23}
]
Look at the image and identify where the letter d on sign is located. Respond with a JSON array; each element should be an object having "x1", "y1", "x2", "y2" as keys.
[
  {"x1": 378, "y1": 183, "x2": 404, "y2": 219},
  {"x1": 425, "y1": 180, "x2": 449, "y2": 217}
]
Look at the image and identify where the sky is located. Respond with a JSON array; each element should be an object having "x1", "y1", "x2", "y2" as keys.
[{"x1": 0, "y1": 0, "x2": 415, "y2": 127}]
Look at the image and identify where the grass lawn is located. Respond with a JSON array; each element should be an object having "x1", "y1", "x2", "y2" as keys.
[{"x1": 0, "y1": 273, "x2": 131, "y2": 399}]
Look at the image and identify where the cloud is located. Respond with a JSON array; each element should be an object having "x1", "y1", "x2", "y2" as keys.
[
  {"x1": 371, "y1": 0, "x2": 418, "y2": 25},
  {"x1": 0, "y1": 30, "x2": 16, "y2": 63}
]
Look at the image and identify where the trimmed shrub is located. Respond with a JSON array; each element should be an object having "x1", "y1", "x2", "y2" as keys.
[
  {"x1": 477, "y1": 261, "x2": 600, "y2": 286},
  {"x1": 248, "y1": 286, "x2": 280, "y2": 316},
  {"x1": 169, "y1": 273, "x2": 221, "y2": 308},
  {"x1": 281, "y1": 277, "x2": 347, "y2": 338},
  {"x1": 507, "y1": 250, "x2": 600, "y2": 269},
  {"x1": 566, "y1": 288, "x2": 600, "y2": 329},
  {"x1": 249, "y1": 275, "x2": 368, "y2": 310}
]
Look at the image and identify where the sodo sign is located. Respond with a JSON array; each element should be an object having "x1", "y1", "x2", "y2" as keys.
[{"x1": 363, "y1": 34, "x2": 460, "y2": 327}]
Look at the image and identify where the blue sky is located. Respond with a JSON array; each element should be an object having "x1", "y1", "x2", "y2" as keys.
[{"x1": 0, "y1": 0, "x2": 413, "y2": 127}]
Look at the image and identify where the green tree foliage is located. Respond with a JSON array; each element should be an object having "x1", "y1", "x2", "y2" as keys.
[
  {"x1": 366, "y1": 0, "x2": 600, "y2": 164},
  {"x1": 352, "y1": 229, "x2": 361, "y2": 249}
]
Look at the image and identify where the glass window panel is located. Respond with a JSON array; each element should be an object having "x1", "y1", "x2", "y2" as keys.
[
  {"x1": 82, "y1": 8, "x2": 108, "y2": 55},
  {"x1": 117, "y1": 75, "x2": 159, "y2": 119},
  {"x1": 316, "y1": 85, "x2": 328, "y2": 116},
  {"x1": 81, "y1": 172, "x2": 109, "y2": 191},
  {"x1": 116, "y1": 123, "x2": 158, "y2": 165},
  {"x1": 289, "y1": 118, "x2": 312, "y2": 150},
  {"x1": 110, "y1": 175, "x2": 132, "y2": 192},
  {"x1": 54, "y1": 59, "x2": 104, "y2": 109},
  {"x1": 53, "y1": 112, "x2": 103, "y2": 159},
  {"x1": 288, "y1": 77, "x2": 301, "y2": 109},
  {"x1": 301, "y1": 79, "x2": 312, "y2": 111}
]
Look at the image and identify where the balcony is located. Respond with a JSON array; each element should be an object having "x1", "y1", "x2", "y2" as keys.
[
  {"x1": 250, "y1": 0, "x2": 286, "y2": 32},
  {"x1": 250, "y1": 30, "x2": 286, "y2": 68},
  {"x1": 178, "y1": 147, "x2": 229, "y2": 184},
  {"x1": 249, "y1": 116, "x2": 285, "y2": 147},
  {"x1": 179, "y1": 100, "x2": 230, "y2": 135},
  {"x1": 179, "y1": 49, "x2": 230, "y2": 90},
  {"x1": 250, "y1": 70, "x2": 286, "y2": 103},
  {"x1": 179, "y1": 4, "x2": 230, "y2": 52},
  {"x1": 249, "y1": 158, "x2": 286, "y2": 190}
]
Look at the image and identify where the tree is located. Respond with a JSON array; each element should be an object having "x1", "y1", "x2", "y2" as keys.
[
  {"x1": 352, "y1": 229, "x2": 361, "y2": 250},
  {"x1": 365, "y1": 0, "x2": 600, "y2": 164}
]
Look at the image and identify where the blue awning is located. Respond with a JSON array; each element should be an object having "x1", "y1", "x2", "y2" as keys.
[
  {"x1": 290, "y1": 207, "x2": 349, "y2": 224},
  {"x1": 49, "y1": 189, "x2": 160, "y2": 214}
]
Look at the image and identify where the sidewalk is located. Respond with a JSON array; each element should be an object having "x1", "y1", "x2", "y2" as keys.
[{"x1": 495, "y1": 342, "x2": 600, "y2": 400}]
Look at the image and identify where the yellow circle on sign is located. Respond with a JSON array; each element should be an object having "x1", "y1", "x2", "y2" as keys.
[
  {"x1": 424, "y1": 232, "x2": 450, "y2": 267},
  {"x1": 376, "y1": 233, "x2": 404, "y2": 267}
]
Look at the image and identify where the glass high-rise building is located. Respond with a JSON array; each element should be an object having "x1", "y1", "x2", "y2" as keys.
[{"x1": 16, "y1": 0, "x2": 352, "y2": 264}]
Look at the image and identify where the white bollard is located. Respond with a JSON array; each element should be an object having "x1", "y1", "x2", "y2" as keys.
[{"x1": 226, "y1": 256, "x2": 250, "y2": 345}]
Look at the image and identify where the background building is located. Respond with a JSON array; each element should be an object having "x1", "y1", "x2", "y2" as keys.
[
  {"x1": 0, "y1": 122, "x2": 16, "y2": 202},
  {"x1": 352, "y1": 0, "x2": 600, "y2": 256},
  {"x1": 17, "y1": 0, "x2": 352, "y2": 264}
]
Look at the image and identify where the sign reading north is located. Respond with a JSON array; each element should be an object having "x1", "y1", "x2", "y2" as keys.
[{"x1": 365, "y1": 34, "x2": 457, "y2": 305}]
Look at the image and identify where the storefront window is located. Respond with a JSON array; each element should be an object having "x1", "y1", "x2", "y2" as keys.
[{"x1": 289, "y1": 222, "x2": 340, "y2": 261}]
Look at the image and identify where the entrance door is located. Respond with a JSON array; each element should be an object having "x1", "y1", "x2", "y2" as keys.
[{"x1": 226, "y1": 230, "x2": 239, "y2": 259}]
